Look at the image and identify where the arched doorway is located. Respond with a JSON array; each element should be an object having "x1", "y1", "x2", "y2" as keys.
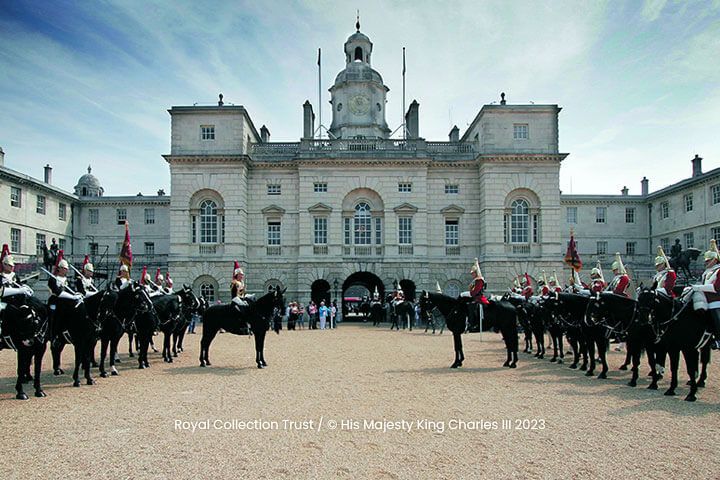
[
  {"x1": 311, "y1": 279, "x2": 331, "y2": 306},
  {"x1": 342, "y1": 271, "x2": 385, "y2": 321}
]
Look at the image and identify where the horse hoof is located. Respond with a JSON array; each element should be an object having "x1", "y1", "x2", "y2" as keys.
[
  {"x1": 111, "y1": 370, "x2": 119, "y2": 376},
  {"x1": 698, "y1": 381, "x2": 706, "y2": 388},
  {"x1": 262, "y1": 361, "x2": 268, "y2": 367},
  {"x1": 138, "y1": 365, "x2": 145, "y2": 370},
  {"x1": 598, "y1": 372, "x2": 607, "y2": 379},
  {"x1": 35, "y1": 390, "x2": 46, "y2": 398},
  {"x1": 647, "y1": 384, "x2": 658, "y2": 390},
  {"x1": 664, "y1": 389, "x2": 676, "y2": 396},
  {"x1": 509, "y1": 363, "x2": 517, "y2": 369},
  {"x1": 73, "y1": 381, "x2": 81, "y2": 387},
  {"x1": 450, "y1": 362, "x2": 461, "y2": 369},
  {"x1": 100, "y1": 372, "x2": 109, "y2": 378},
  {"x1": 569, "y1": 363, "x2": 577, "y2": 369},
  {"x1": 257, "y1": 364, "x2": 264, "y2": 369},
  {"x1": 200, "y1": 363, "x2": 206, "y2": 368},
  {"x1": 53, "y1": 369, "x2": 63, "y2": 376},
  {"x1": 87, "y1": 379, "x2": 95, "y2": 385},
  {"x1": 685, "y1": 394, "x2": 697, "y2": 402},
  {"x1": 628, "y1": 380, "x2": 637, "y2": 387},
  {"x1": 538, "y1": 355, "x2": 544, "y2": 360},
  {"x1": 549, "y1": 358, "x2": 557, "y2": 363},
  {"x1": 502, "y1": 361, "x2": 510, "y2": 367},
  {"x1": 173, "y1": 353, "x2": 178, "y2": 358},
  {"x1": 557, "y1": 359, "x2": 563, "y2": 364},
  {"x1": 584, "y1": 371, "x2": 593, "y2": 377},
  {"x1": 16, "y1": 392, "x2": 29, "y2": 400},
  {"x1": 619, "y1": 365, "x2": 628, "y2": 371},
  {"x1": 580, "y1": 365, "x2": 587, "y2": 371},
  {"x1": 114, "y1": 358, "x2": 122, "y2": 364}
]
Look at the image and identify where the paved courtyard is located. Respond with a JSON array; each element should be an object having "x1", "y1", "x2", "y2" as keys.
[{"x1": 1, "y1": 324, "x2": 718, "y2": 479}]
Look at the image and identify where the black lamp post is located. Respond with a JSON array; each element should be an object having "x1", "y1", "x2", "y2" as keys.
[{"x1": 333, "y1": 278, "x2": 339, "y2": 303}]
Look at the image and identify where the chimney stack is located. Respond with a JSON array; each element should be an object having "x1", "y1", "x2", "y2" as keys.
[
  {"x1": 302, "y1": 101, "x2": 315, "y2": 139},
  {"x1": 641, "y1": 177, "x2": 649, "y2": 196},
  {"x1": 260, "y1": 125, "x2": 270, "y2": 143},
  {"x1": 692, "y1": 154, "x2": 702, "y2": 177},
  {"x1": 449, "y1": 125, "x2": 459, "y2": 142},
  {"x1": 405, "y1": 100, "x2": 419, "y2": 139},
  {"x1": 621, "y1": 186, "x2": 628, "y2": 196},
  {"x1": 44, "y1": 164, "x2": 52, "y2": 184}
]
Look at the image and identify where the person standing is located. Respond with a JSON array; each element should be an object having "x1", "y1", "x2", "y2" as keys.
[
  {"x1": 330, "y1": 301, "x2": 337, "y2": 329},
  {"x1": 308, "y1": 301, "x2": 317, "y2": 329},
  {"x1": 319, "y1": 301, "x2": 329, "y2": 330}
]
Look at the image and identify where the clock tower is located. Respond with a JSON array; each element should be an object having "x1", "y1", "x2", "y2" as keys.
[{"x1": 328, "y1": 25, "x2": 391, "y2": 139}]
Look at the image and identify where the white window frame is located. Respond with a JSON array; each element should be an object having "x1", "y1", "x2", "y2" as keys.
[
  {"x1": 660, "y1": 238, "x2": 670, "y2": 253},
  {"x1": 596, "y1": 207, "x2": 606, "y2": 224},
  {"x1": 660, "y1": 201, "x2": 669, "y2": 219},
  {"x1": 145, "y1": 208, "x2": 155, "y2": 225},
  {"x1": 513, "y1": 123, "x2": 529, "y2": 140},
  {"x1": 200, "y1": 283, "x2": 216, "y2": 302},
  {"x1": 626, "y1": 241, "x2": 636, "y2": 256},
  {"x1": 684, "y1": 193, "x2": 693, "y2": 212},
  {"x1": 398, "y1": 182, "x2": 412, "y2": 193},
  {"x1": 199, "y1": 200, "x2": 218, "y2": 244},
  {"x1": 117, "y1": 208, "x2": 127, "y2": 225},
  {"x1": 10, "y1": 186, "x2": 21, "y2": 208},
  {"x1": 712, "y1": 185, "x2": 720, "y2": 205},
  {"x1": 267, "y1": 184, "x2": 281, "y2": 195},
  {"x1": 625, "y1": 207, "x2": 635, "y2": 224},
  {"x1": 267, "y1": 221, "x2": 281, "y2": 245},
  {"x1": 36, "y1": 195, "x2": 46, "y2": 215},
  {"x1": 566, "y1": 207, "x2": 577, "y2": 224},
  {"x1": 445, "y1": 219, "x2": 459, "y2": 246},
  {"x1": 684, "y1": 232, "x2": 694, "y2": 249},
  {"x1": 711, "y1": 226, "x2": 720, "y2": 243},
  {"x1": 36, "y1": 233, "x2": 46, "y2": 255},
  {"x1": 353, "y1": 203, "x2": 372, "y2": 245},
  {"x1": 58, "y1": 203, "x2": 67, "y2": 221},
  {"x1": 313, "y1": 217, "x2": 328, "y2": 245},
  {"x1": 201, "y1": 125, "x2": 215, "y2": 140},
  {"x1": 398, "y1": 217, "x2": 413, "y2": 245},
  {"x1": 510, "y1": 199, "x2": 529, "y2": 243},
  {"x1": 596, "y1": 241, "x2": 607, "y2": 255},
  {"x1": 58, "y1": 238, "x2": 65, "y2": 251},
  {"x1": 314, "y1": 182, "x2": 328, "y2": 193},
  {"x1": 144, "y1": 242, "x2": 155, "y2": 255},
  {"x1": 10, "y1": 228, "x2": 21, "y2": 253},
  {"x1": 445, "y1": 184, "x2": 459, "y2": 194},
  {"x1": 89, "y1": 208, "x2": 99, "y2": 225}
]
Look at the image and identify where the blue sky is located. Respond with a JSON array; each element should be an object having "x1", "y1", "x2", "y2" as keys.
[{"x1": 1, "y1": 0, "x2": 719, "y2": 196}]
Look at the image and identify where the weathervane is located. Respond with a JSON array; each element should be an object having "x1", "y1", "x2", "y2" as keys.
[{"x1": 356, "y1": 10, "x2": 360, "y2": 31}]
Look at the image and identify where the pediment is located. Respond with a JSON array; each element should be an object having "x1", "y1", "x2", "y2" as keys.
[
  {"x1": 393, "y1": 203, "x2": 418, "y2": 214},
  {"x1": 308, "y1": 202, "x2": 333, "y2": 214},
  {"x1": 440, "y1": 204, "x2": 465, "y2": 215},
  {"x1": 262, "y1": 204, "x2": 286, "y2": 216}
]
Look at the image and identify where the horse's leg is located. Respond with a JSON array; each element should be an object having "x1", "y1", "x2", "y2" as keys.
[
  {"x1": 558, "y1": 332, "x2": 565, "y2": 363},
  {"x1": 628, "y1": 346, "x2": 641, "y2": 387},
  {"x1": 34, "y1": 343, "x2": 47, "y2": 397},
  {"x1": 99, "y1": 337, "x2": 109, "y2": 377},
  {"x1": 664, "y1": 349, "x2": 680, "y2": 396},
  {"x1": 164, "y1": 330, "x2": 173, "y2": 363},
  {"x1": 128, "y1": 332, "x2": 135, "y2": 357},
  {"x1": 90, "y1": 338, "x2": 98, "y2": 368},
  {"x1": 178, "y1": 328, "x2": 186, "y2": 352},
  {"x1": 254, "y1": 329, "x2": 267, "y2": 368},
  {"x1": 619, "y1": 346, "x2": 631, "y2": 370},
  {"x1": 200, "y1": 326, "x2": 218, "y2": 367},
  {"x1": 683, "y1": 348, "x2": 699, "y2": 402},
  {"x1": 597, "y1": 337, "x2": 609, "y2": 379},
  {"x1": 15, "y1": 349, "x2": 29, "y2": 400},
  {"x1": 51, "y1": 338, "x2": 65, "y2": 375},
  {"x1": 549, "y1": 331, "x2": 558, "y2": 362},
  {"x1": 585, "y1": 338, "x2": 596, "y2": 376},
  {"x1": 698, "y1": 345, "x2": 710, "y2": 388},
  {"x1": 109, "y1": 334, "x2": 120, "y2": 376},
  {"x1": 450, "y1": 333, "x2": 463, "y2": 368},
  {"x1": 84, "y1": 340, "x2": 95, "y2": 385},
  {"x1": 72, "y1": 341, "x2": 82, "y2": 387}
]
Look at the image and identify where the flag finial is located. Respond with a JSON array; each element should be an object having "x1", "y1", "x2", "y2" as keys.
[{"x1": 356, "y1": 10, "x2": 360, "y2": 31}]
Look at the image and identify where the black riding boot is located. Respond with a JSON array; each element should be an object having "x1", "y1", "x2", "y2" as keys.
[{"x1": 711, "y1": 309, "x2": 720, "y2": 350}]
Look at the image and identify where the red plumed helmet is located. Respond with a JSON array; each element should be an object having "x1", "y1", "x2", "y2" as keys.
[
  {"x1": 233, "y1": 260, "x2": 243, "y2": 276},
  {"x1": 140, "y1": 266, "x2": 148, "y2": 285},
  {"x1": 0, "y1": 244, "x2": 12, "y2": 266},
  {"x1": 166, "y1": 271, "x2": 173, "y2": 286}
]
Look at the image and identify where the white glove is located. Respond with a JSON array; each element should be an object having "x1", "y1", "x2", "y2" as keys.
[
  {"x1": 22, "y1": 285, "x2": 34, "y2": 297},
  {"x1": 460, "y1": 291, "x2": 471, "y2": 298}
]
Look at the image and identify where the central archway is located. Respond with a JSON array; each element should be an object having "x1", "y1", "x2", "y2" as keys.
[{"x1": 341, "y1": 271, "x2": 385, "y2": 321}]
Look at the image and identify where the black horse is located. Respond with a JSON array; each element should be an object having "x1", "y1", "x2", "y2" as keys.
[
  {"x1": 637, "y1": 289, "x2": 711, "y2": 401},
  {"x1": 390, "y1": 301, "x2": 414, "y2": 330},
  {"x1": 506, "y1": 296, "x2": 544, "y2": 358},
  {"x1": 541, "y1": 293, "x2": 590, "y2": 370},
  {"x1": 50, "y1": 295, "x2": 100, "y2": 387},
  {"x1": 419, "y1": 292, "x2": 518, "y2": 368},
  {"x1": 669, "y1": 248, "x2": 702, "y2": 281},
  {"x1": 584, "y1": 292, "x2": 637, "y2": 380},
  {"x1": 0, "y1": 294, "x2": 49, "y2": 399},
  {"x1": 170, "y1": 286, "x2": 202, "y2": 358},
  {"x1": 199, "y1": 287, "x2": 285, "y2": 368},
  {"x1": 370, "y1": 301, "x2": 385, "y2": 326}
]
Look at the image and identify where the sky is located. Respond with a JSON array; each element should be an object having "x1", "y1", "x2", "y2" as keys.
[{"x1": 1, "y1": 0, "x2": 719, "y2": 196}]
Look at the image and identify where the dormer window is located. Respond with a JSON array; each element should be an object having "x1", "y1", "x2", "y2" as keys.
[{"x1": 354, "y1": 47, "x2": 363, "y2": 61}]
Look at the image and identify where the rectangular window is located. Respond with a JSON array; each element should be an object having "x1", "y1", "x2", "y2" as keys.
[
  {"x1": 596, "y1": 207, "x2": 606, "y2": 223},
  {"x1": 511, "y1": 212, "x2": 529, "y2": 243},
  {"x1": 684, "y1": 193, "x2": 693, "y2": 212},
  {"x1": 375, "y1": 217, "x2": 382, "y2": 245},
  {"x1": 513, "y1": 123, "x2": 529, "y2": 140},
  {"x1": 711, "y1": 226, "x2": 720, "y2": 243},
  {"x1": 10, "y1": 186, "x2": 21, "y2": 207},
  {"x1": 221, "y1": 215, "x2": 225, "y2": 244},
  {"x1": 191, "y1": 215, "x2": 197, "y2": 243},
  {"x1": 314, "y1": 182, "x2": 328, "y2": 193},
  {"x1": 89, "y1": 242, "x2": 99, "y2": 256},
  {"x1": 684, "y1": 232, "x2": 694, "y2": 249},
  {"x1": 445, "y1": 220, "x2": 459, "y2": 245},
  {"x1": 445, "y1": 184, "x2": 459, "y2": 194},
  {"x1": 10, "y1": 228, "x2": 21, "y2": 252},
  {"x1": 117, "y1": 208, "x2": 127, "y2": 225},
  {"x1": 58, "y1": 203, "x2": 67, "y2": 221},
  {"x1": 503, "y1": 214, "x2": 509, "y2": 243},
  {"x1": 596, "y1": 241, "x2": 607, "y2": 255},
  {"x1": 145, "y1": 208, "x2": 155, "y2": 225},
  {"x1": 625, "y1": 207, "x2": 635, "y2": 224},
  {"x1": 314, "y1": 217, "x2": 328, "y2": 244},
  {"x1": 566, "y1": 207, "x2": 577, "y2": 224},
  {"x1": 344, "y1": 218, "x2": 351, "y2": 245},
  {"x1": 660, "y1": 238, "x2": 670, "y2": 253},
  {"x1": 660, "y1": 201, "x2": 669, "y2": 219},
  {"x1": 712, "y1": 185, "x2": 720, "y2": 205},
  {"x1": 398, "y1": 182, "x2": 412, "y2": 193},
  {"x1": 398, "y1": 217, "x2": 413, "y2": 245},
  {"x1": 354, "y1": 214, "x2": 372, "y2": 245},
  {"x1": 201, "y1": 125, "x2": 215, "y2": 140},
  {"x1": 267, "y1": 222, "x2": 281, "y2": 245},
  {"x1": 36, "y1": 233, "x2": 46, "y2": 255},
  {"x1": 626, "y1": 241, "x2": 636, "y2": 255},
  {"x1": 532, "y1": 214, "x2": 539, "y2": 243},
  {"x1": 144, "y1": 242, "x2": 155, "y2": 255},
  {"x1": 89, "y1": 209, "x2": 99, "y2": 225},
  {"x1": 267, "y1": 184, "x2": 281, "y2": 195},
  {"x1": 58, "y1": 238, "x2": 65, "y2": 251},
  {"x1": 36, "y1": 195, "x2": 46, "y2": 215}
]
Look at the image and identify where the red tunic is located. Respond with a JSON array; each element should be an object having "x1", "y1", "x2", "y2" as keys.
[
  {"x1": 607, "y1": 274, "x2": 630, "y2": 297},
  {"x1": 540, "y1": 285, "x2": 550, "y2": 296},
  {"x1": 591, "y1": 279, "x2": 606, "y2": 294},
  {"x1": 652, "y1": 269, "x2": 677, "y2": 297},
  {"x1": 469, "y1": 278, "x2": 489, "y2": 304},
  {"x1": 521, "y1": 285, "x2": 534, "y2": 300}
]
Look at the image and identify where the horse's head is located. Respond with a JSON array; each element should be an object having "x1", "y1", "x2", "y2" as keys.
[{"x1": 273, "y1": 286, "x2": 287, "y2": 310}]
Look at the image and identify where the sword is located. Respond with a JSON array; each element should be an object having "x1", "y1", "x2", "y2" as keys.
[
  {"x1": 69, "y1": 264, "x2": 98, "y2": 293},
  {"x1": 40, "y1": 267, "x2": 80, "y2": 296}
]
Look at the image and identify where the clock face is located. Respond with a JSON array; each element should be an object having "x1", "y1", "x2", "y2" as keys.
[{"x1": 349, "y1": 94, "x2": 370, "y2": 115}]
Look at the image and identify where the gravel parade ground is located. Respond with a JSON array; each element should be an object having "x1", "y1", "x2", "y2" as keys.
[{"x1": 1, "y1": 324, "x2": 718, "y2": 479}]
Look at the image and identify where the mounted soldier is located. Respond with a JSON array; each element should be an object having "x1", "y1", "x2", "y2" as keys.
[
  {"x1": 606, "y1": 252, "x2": 631, "y2": 297},
  {"x1": 548, "y1": 270, "x2": 562, "y2": 294},
  {"x1": 139, "y1": 266, "x2": 162, "y2": 297},
  {"x1": 1, "y1": 244, "x2": 33, "y2": 298},
  {"x1": 651, "y1": 246, "x2": 676, "y2": 298},
  {"x1": 231, "y1": 261, "x2": 249, "y2": 312},
  {"x1": 114, "y1": 264, "x2": 132, "y2": 290},
  {"x1": 75, "y1": 255, "x2": 100, "y2": 297},
  {"x1": 689, "y1": 239, "x2": 720, "y2": 349},
  {"x1": 521, "y1": 273, "x2": 534, "y2": 300},
  {"x1": 590, "y1": 262, "x2": 606, "y2": 294},
  {"x1": 163, "y1": 271, "x2": 174, "y2": 294},
  {"x1": 47, "y1": 251, "x2": 82, "y2": 306}
]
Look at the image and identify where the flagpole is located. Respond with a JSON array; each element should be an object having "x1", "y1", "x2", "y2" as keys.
[
  {"x1": 318, "y1": 47, "x2": 322, "y2": 140},
  {"x1": 402, "y1": 47, "x2": 406, "y2": 140}
]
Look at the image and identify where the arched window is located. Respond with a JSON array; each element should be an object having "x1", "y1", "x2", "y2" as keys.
[
  {"x1": 199, "y1": 199, "x2": 218, "y2": 243},
  {"x1": 354, "y1": 202, "x2": 372, "y2": 245},
  {"x1": 354, "y1": 46, "x2": 363, "y2": 61},
  {"x1": 510, "y1": 199, "x2": 529, "y2": 243},
  {"x1": 200, "y1": 283, "x2": 215, "y2": 302}
]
